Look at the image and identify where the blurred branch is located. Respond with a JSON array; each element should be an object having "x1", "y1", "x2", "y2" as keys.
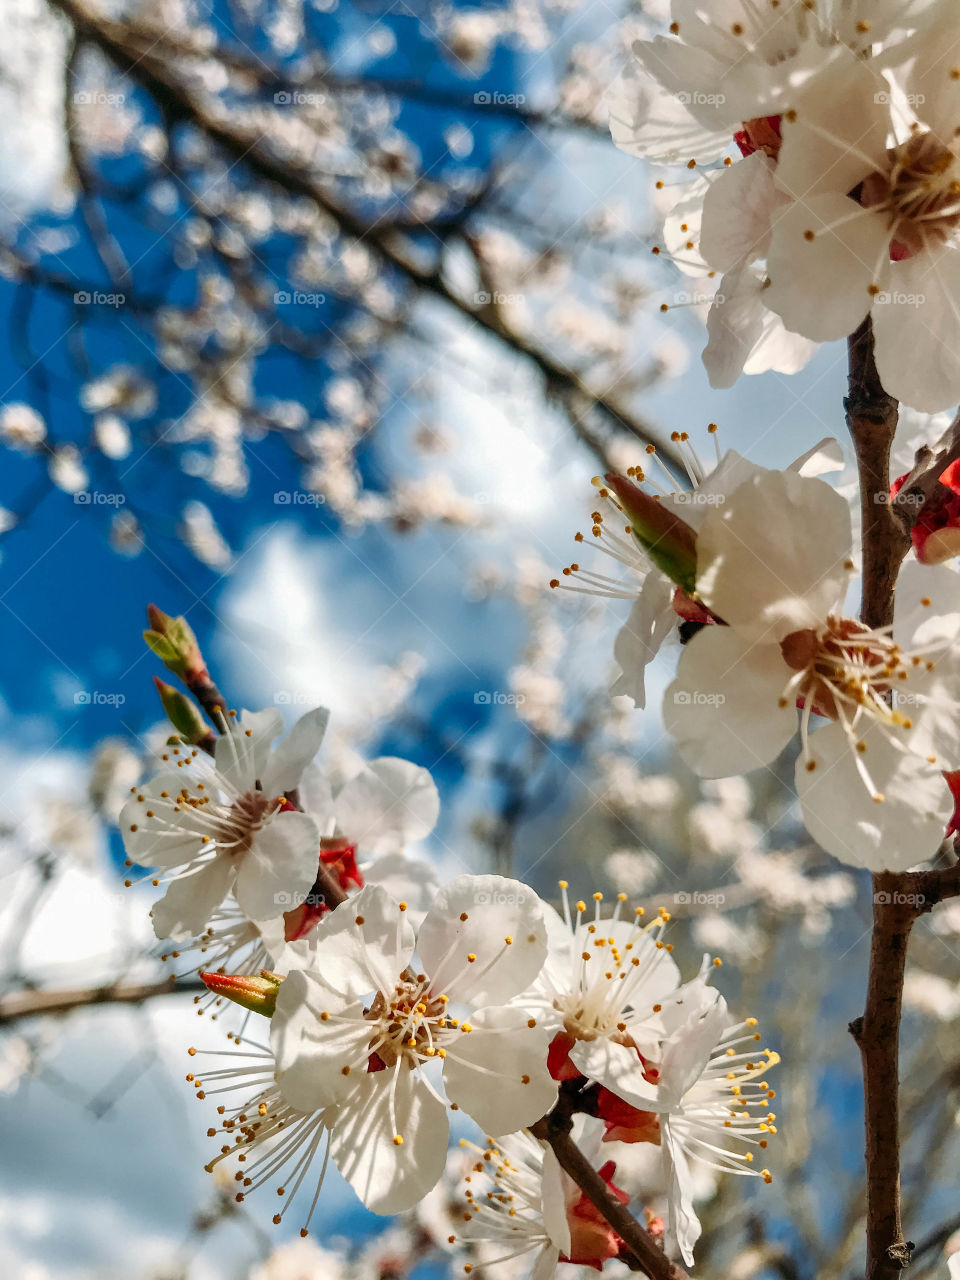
[
  {"x1": 48, "y1": 0, "x2": 680, "y2": 467},
  {"x1": 0, "y1": 976, "x2": 203, "y2": 1022}
]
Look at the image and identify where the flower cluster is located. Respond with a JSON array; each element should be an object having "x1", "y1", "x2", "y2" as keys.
[
  {"x1": 612, "y1": 0, "x2": 960, "y2": 411},
  {"x1": 120, "y1": 685, "x2": 777, "y2": 1273},
  {"x1": 558, "y1": 427, "x2": 960, "y2": 870}
]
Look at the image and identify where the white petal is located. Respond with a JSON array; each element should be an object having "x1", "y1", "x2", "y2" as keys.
[
  {"x1": 119, "y1": 773, "x2": 207, "y2": 868},
  {"x1": 329, "y1": 1069, "x2": 449, "y2": 1214},
  {"x1": 662, "y1": 178, "x2": 711, "y2": 277},
  {"x1": 702, "y1": 269, "x2": 765, "y2": 389},
  {"x1": 657, "y1": 991, "x2": 727, "y2": 1108},
  {"x1": 872, "y1": 248, "x2": 960, "y2": 413},
  {"x1": 795, "y1": 721, "x2": 952, "y2": 870},
  {"x1": 272, "y1": 970, "x2": 369, "y2": 1110},
  {"x1": 214, "y1": 708, "x2": 284, "y2": 793},
  {"x1": 334, "y1": 758, "x2": 440, "y2": 854},
  {"x1": 607, "y1": 59, "x2": 730, "y2": 165},
  {"x1": 662, "y1": 1122, "x2": 702, "y2": 1267},
  {"x1": 699, "y1": 152, "x2": 780, "y2": 273},
  {"x1": 362, "y1": 851, "x2": 439, "y2": 925},
  {"x1": 695, "y1": 469, "x2": 852, "y2": 640},
  {"x1": 610, "y1": 574, "x2": 676, "y2": 709},
  {"x1": 766, "y1": 196, "x2": 891, "y2": 342},
  {"x1": 443, "y1": 1006, "x2": 557, "y2": 1134},
  {"x1": 664, "y1": 628, "x2": 797, "y2": 778},
  {"x1": 541, "y1": 1146, "x2": 572, "y2": 1256},
  {"x1": 150, "y1": 856, "x2": 235, "y2": 940},
  {"x1": 261, "y1": 706, "x2": 330, "y2": 794},
  {"x1": 417, "y1": 875, "x2": 547, "y2": 1005},
  {"x1": 790, "y1": 438, "x2": 845, "y2": 478},
  {"x1": 775, "y1": 56, "x2": 889, "y2": 200},
  {"x1": 303, "y1": 884, "x2": 415, "y2": 998},
  {"x1": 233, "y1": 810, "x2": 320, "y2": 923},
  {"x1": 568, "y1": 1037, "x2": 662, "y2": 1110}
]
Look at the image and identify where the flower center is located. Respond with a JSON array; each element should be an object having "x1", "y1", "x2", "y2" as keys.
[
  {"x1": 365, "y1": 979, "x2": 451, "y2": 1068},
  {"x1": 779, "y1": 616, "x2": 906, "y2": 726},
  {"x1": 861, "y1": 131, "x2": 960, "y2": 255}
]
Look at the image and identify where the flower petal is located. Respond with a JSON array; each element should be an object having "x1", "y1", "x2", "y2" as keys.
[
  {"x1": 261, "y1": 706, "x2": 330, "y2": 794},
  {"x1": 541, "y1": 1145, "x2": 572, "y2": 1256},
  {"x1": 872, "y1": 247, "x2": 960, "y2": 414},
  {"x1": 568, "y1": 1037, "x2": 662, "y2": 1111},
  {"x1": 699, "y1": 152, "x2": 780, "y2": 273},
  {"x1": 607, "y1": 59, "x2": 730, "y2": 165},
  {"x1": 303, "y1": 884, "x2": 415, "y2": 998},
  {"x1": 214, "y1": 708, "x2": 284, "y2": 794},
  {"x1": 443, "y1": 1006, "x2": 557, "y2": 1134},
  {"x1": 610, "y1": 574, "x2": 676, "y2": 709},
  {"x1": 271, "y1": 970, "x2": 370, "y2": 1110},
  {"x1": 362, "y1": 851, "x2": 439, "y2": 925},
  {"x1": 795, "y1": 721, "x2": 953, "y2": 870},
  {"x1": 661, "y1": 1121, "x2": 702, "y2": 1267},
  {"x1": 334, "y1": 758, "x2": 440, "y2": 854},
  {"x1": 119, "y1": 772, "x2": 208, "y2": 868},
  {"x1": 233, "y1": 810, "x2": 320, "y2": 923},
  {"x1": 695, "y1": 469, "x2": 852, "y2": 640},
  {"x1": 150, "y1": 856, "x2": 235, "y2": 940},
  {"x1": 765, "y1": 196, "x2": 891, "y2": 342},
  {"x1": 664, "y1": 627, "x2": 797, "y2": 778},
  {"x1": 417, "y1": 875, "x2": 547, "y2": 1005},
  {"x1": 329, "y1": 1069, "x2": 449, "y2": 1214}
]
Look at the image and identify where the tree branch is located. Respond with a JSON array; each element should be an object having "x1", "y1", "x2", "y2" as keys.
[
  {"x1": 845, "y1": 318, "x2": 923, "y2": 1280},
  {"x1": 0, "y1": 976, "x2": 203, "y2": 1023},
  {"x1": 531, "y1": 1107, "x2": 689, "y2": 1280}
]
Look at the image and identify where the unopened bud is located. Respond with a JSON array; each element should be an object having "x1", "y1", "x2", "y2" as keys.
[
  {"x1": 154, "y1": 677, "x2": 209, "y2": 744},
  {"x1": 199, "y1": 970, "x2": 283, "y2": 1017},
  {"x1": 603, "y1": 473, "x2": 697, "y2": 593},
  {"x1": 144, "y1": 604, "x2": 204, "y2": 679}
]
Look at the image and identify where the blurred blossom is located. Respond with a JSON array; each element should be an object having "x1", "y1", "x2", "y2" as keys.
[
  {"x1": 604, "y1": 848, "x2": 660, "y2": 896},
  {"x1": 94, "y1": 414, "x2": 131, "y2": 460},
  {"x1": 48, "y1": 446, "x2": 88, "y2": 494},
  {"x1": 0, "y1": 402, "x2": 45, "y2": 451},
  {"x1": 81, "y1": 366, "x2": 157, "y2": 419},
  {"x1": 179, "y1": 500, "x2": 232, "y2": 569},
  {"x1": 249, "y1": 1236, "x2": 348, "y2": 1280}
]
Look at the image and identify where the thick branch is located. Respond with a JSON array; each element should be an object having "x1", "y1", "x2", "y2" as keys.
[
  {"x1": 845, "y1": 319, "x2": 912, "y2": 1280},
  {"x1": 844, "y1": 317, "x2": 908, "y2": 630},
  {"x1": 531, "y1": 1111, "x2": 689, "y2": 1280}
]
